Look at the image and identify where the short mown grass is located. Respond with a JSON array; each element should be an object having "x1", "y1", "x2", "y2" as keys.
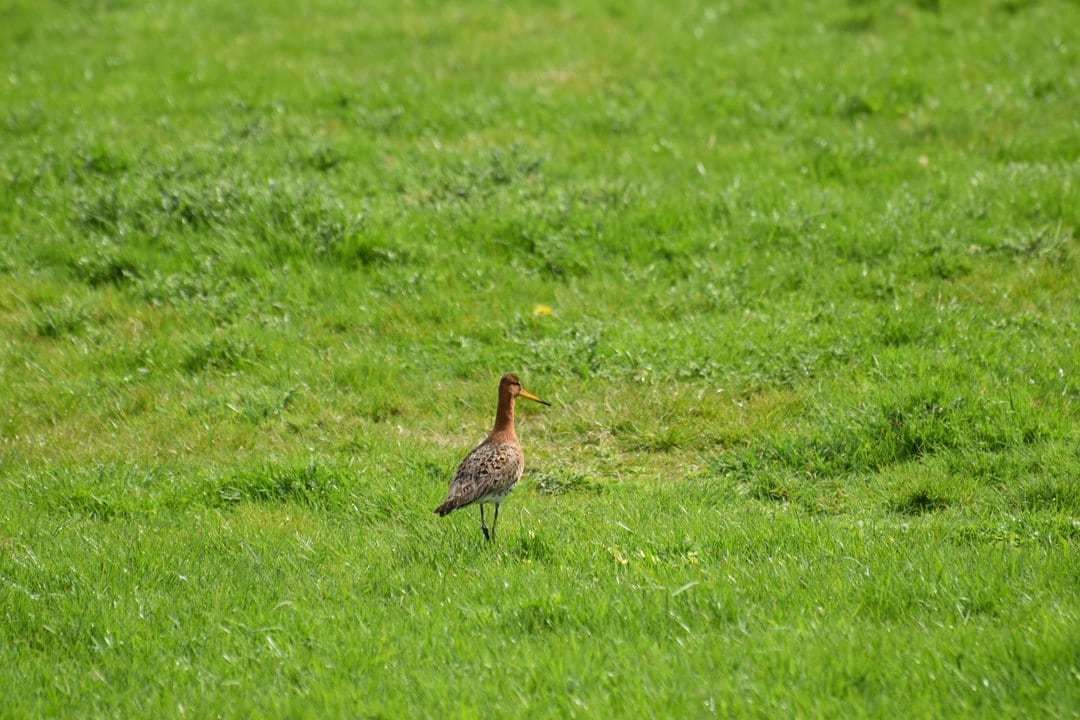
[{"x1": 1, "y1": 0, "x2": 1078, "y2": 717}]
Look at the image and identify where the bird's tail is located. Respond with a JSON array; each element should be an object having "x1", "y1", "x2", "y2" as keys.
[{"x1": 434, "y1": 498, "x2": 460, "y2": 516}]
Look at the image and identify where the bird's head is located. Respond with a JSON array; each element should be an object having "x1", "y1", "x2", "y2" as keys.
[{"x1": 500, "y1": 373, "x2": 550, "y2": 406}]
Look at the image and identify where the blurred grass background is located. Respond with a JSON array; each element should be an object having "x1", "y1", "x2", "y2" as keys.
[{"x1": 1, "y1": 0, "x2": 1078, "y2": 716}]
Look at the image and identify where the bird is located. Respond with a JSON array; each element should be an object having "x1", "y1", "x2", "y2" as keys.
[{"x1": 434, "y1": 373, "x2": 550, "y2": 542}]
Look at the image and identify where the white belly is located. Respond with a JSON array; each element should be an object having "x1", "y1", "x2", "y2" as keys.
[{"x1": 478, "y1": 484, "x2": 516, "y2": 505}]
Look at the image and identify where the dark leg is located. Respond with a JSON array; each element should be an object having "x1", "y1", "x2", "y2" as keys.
[
  {"x1": 480, "y1": 504, "x2": 490, "y2": 542},
  {"x1": 491, "y1": 503, "x2": 500, "y2": 543}
]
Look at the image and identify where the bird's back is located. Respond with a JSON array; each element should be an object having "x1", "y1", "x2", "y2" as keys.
[{"x1": 435, "y1": 438, "x2": 523, "y2": 515}]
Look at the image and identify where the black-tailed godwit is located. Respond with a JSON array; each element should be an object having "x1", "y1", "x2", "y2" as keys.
[{"x1": 434, "y1": 373, "x2": 549, "y2": 542}]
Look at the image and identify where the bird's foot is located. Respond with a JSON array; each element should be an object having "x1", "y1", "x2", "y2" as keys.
[{"x1": 482, "y1": 527, "x2": 491, "y2": 542}]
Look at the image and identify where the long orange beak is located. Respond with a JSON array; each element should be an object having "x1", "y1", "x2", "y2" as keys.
[{"x1": 518, "y1": 388, "x2": 551, "y2": 406}]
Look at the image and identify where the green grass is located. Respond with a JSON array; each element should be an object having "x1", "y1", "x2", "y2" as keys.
[{"x1": 1, "y1": 0, "x2": 1078, "y2": 716}]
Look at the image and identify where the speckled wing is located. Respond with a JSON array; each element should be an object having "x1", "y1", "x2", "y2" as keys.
[{"x1": 435, "y1": 440, "x2": 523, "y2": 514}]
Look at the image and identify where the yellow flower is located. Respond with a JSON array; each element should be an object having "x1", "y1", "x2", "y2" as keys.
[{"x1": 533, "y1": 304, "x2": 554, "y2": 317}]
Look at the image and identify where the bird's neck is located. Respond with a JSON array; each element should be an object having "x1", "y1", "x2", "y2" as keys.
[{"x1": 490, "y1": 392, "x2": 517, "y2": 443}]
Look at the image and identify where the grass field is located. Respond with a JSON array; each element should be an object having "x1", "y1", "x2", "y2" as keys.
[{"x1": 2, "y1": 0, "x2": 1079, "y2": 716}]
